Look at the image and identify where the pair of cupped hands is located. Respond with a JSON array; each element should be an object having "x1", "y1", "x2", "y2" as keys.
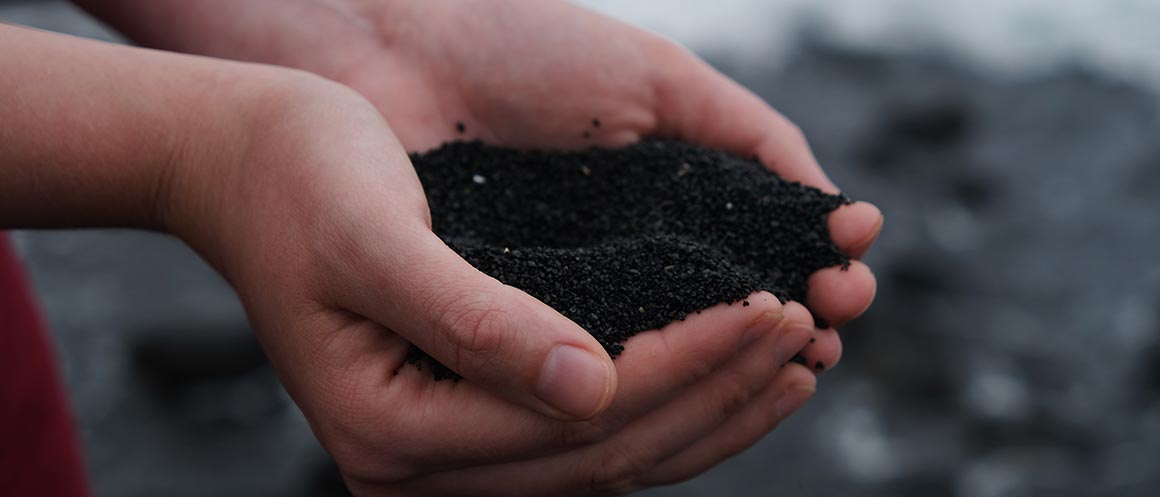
[{"x1": 83, "y1": 0, "x2": 881, "y2": 494}]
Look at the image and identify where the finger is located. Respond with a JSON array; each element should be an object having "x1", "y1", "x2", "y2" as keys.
[
  {"x1": 829, "y1": 201, "x2": 884, "y2": 260},
  {"x1": 601, "y1": 292, "x2": 790, "y2": 423},
  {"x1": 653, "y1": 50, "x2": 836, "y2": 192},
  {"x1": 343, "y1": 227, "x2": 616, "y2": 421},
  {"x1": 806, "y1": 260, "x2": 877, "y2": 328},
  {"x1": 795, "y1": 326, "x2": 843, "y2": 374},
  {"x1": 391, "y1": 302, "x2": 816, "y2": 496},
  {"x1": 368, "y1": 293, "x2": 802, "y2": 468},
  {"x1": 638, "y1": 364, "x2": 817, "y2": 487}
]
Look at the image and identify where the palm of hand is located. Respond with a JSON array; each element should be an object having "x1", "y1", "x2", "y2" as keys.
[{"x1": 339, "y1": 0, "x2": 679, "y2": 152}]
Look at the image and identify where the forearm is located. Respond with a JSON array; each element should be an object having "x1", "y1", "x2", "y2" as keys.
[
  {"x1": 0, "y1": 24, "x2": 265, "y2": 231},
  {"x1": 71, "y1": 0, "x2": 384, "y2": 76}
]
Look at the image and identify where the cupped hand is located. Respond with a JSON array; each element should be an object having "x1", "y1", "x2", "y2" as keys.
[
  {"x1": 174, "y1": 74, "x2": 836, "y2": 495},
  {"x1": 320, "y1": 0, "x2": 880, "y2": 370},
  {"x1": 129, "y1": 1, "x2": 880, "y2": 493}
]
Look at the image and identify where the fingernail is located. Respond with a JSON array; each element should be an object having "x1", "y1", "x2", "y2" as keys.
[
  {"x1": 740, "y1": 310, "x2": 783, "y2": 349},
  {"x1": 537, "y1": 345, "x2": 613, "y2": 419},
  {"x1": 774, "y1": 386, "x2": 815, "y2": 418},
  {"x1": 774, "y1": 324, "x2": 814, "y2": 365},
  {"x1": 851, "y1": 210, "x2": 885, "y2": 257}
]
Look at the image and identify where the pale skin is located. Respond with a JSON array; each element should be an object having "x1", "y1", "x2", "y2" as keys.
[{"x1": 3, "y1": 1, "x2": 881, "y2": 495}]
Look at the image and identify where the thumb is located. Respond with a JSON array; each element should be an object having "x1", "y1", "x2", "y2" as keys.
[
  {"x1": 351, "y1": 228, "x2": 617, "y2": 421},
  {"x1": 655, "y1": 52, "x2": 838, "y2": 193}
]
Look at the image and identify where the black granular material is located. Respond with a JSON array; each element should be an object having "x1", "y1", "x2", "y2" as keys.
[{"x1": 409, "y1": 139, "x2": 851, "y2": 379}]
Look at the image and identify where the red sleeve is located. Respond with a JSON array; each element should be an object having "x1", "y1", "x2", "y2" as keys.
[{"x1": 0, "y1": 234, "x2": 91, "y2": 497}]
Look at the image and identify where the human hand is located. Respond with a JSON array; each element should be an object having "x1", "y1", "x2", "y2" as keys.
[
  {"x1": 158, "y1": 72, "x2": 829, "y2": 495},
  {"x1": 67, "y1": 1, "x2": 881, "y2": 493}
]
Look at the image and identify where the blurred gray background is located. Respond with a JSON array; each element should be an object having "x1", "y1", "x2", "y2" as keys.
[{"x1": 4, "y1": 0, "x2": 1160, "y2": 496}]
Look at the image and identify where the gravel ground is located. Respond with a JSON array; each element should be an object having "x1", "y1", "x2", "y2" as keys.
[{"x1": 5, "y1": 2, "x2": 1159, "y2": 496}]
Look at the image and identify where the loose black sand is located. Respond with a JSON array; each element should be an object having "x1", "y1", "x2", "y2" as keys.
[{"x1": 409, "y1": 139, "x2": 851, "y2": 378}]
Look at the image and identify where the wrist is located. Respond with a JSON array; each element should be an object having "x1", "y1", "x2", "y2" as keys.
[
  {"x1": 0, "y1": 25, "x2": 283, "y2": 232},
  {"x1": 161, "y1": 65, "x2": 396, "y2": 278}
]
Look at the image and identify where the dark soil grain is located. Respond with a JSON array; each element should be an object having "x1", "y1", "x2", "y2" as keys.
[{"x1": 409, "y1": 139, "x2": 850, "y2": 379}]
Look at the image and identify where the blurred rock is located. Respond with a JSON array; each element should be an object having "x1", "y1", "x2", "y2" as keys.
[
  {"x1": 861, "y1": 96, "x2": 975, "y2": 174},
  {"x1": 130, "y1": 320, "x2": 266, "y2": 389},
  {"x1": 947, "y1": 171, "x2": 1000, "y2": 211},
  {"x1": 1141, "y1": 343, "x2": 1160, "y2": 404},
  {"x1": 1128, "y1": 147, "x2": 1160, "y2": 198},
  {"x1": 311, "y1": 460, "x2": 354, "y2": 497}
]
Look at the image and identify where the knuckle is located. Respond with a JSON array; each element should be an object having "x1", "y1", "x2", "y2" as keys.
[
  {"x1": 591, "y1": 409, "x2": 633, "y2": 440},
  {"x1": 559, "y1": 419, "x2": 612, "y2": 448},
  {"x1": 588, "y1": 446, "x2": 654, "y2": 495},
  {"x1": 651, "y1": 330, "x2": 717, "y2": 389},
  {"x1": 777, "y1": 302, "x2": 813, "y2": 332},
  {"x1": 717, "y1": 375, "x2": 755, "y2": 421},
  {"x1": 434, "y1": 292, "x2": 518, "y2": 374},
  {"x1": 682, "y1": 354, "x2": 720, "y2": 385}
]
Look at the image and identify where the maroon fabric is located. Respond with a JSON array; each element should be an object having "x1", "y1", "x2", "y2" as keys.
[{"x1": 0, "y1": 234, "x2": 90, "y2": 497}]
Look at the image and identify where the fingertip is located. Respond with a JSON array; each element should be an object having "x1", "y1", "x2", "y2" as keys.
[
  {"x1": 829, "y1": 201, "x2": 884, "y2": 259},
  {"x1": 806, "y1": 260, "x2": 877, "y2": 327},
  {"x1": 797, "y1": 327, "x2": 843, "y2": 373}
]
